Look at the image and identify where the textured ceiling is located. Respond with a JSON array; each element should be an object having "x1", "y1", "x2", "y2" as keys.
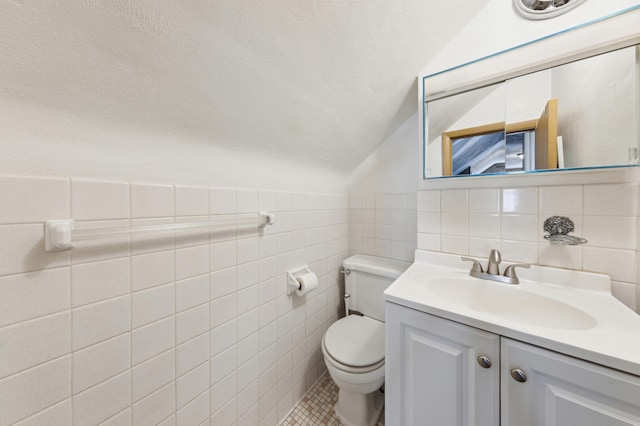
[{"x1": 1, "y1": 0, "x2": 489, "y2": 173}]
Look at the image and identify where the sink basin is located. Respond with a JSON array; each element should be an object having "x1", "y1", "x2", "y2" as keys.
[{"x1": 413, "y1": 272, "x2": 597, "y2": 330}]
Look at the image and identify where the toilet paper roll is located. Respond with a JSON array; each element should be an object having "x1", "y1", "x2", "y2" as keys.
[{"x1": 295, "y1": 271, "x2": 318, "y2": 296}]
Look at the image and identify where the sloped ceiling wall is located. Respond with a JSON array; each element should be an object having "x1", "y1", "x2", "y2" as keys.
[{"x1": 0, "y1": 0, "x2": 489, "y2": 185}]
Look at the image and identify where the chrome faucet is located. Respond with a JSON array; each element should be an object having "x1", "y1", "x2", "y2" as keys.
[
  {"x1": 486, "y1": 249, "x2": 501, "y2": 275},
  {"x1": 461, "y1": 249, "x2": 530, "y2": 284}
]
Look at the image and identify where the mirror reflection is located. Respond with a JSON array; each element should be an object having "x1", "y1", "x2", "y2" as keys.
[{"x1": 424, "y1": 44, "x2": 640, "y2": 179}]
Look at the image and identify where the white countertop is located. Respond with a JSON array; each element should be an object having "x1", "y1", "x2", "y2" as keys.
[{"x1": 384, "y1": 250, "x2": 640, "y2": 377}]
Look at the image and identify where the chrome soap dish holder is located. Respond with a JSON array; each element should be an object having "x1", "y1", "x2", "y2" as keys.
[{"x1": 543, "y1": 216, "x2": 587, "y2": 245}]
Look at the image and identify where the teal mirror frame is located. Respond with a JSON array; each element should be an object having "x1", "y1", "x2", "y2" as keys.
[{"x1": 421, "y1": 4, "x2": 640, "y2": 181}]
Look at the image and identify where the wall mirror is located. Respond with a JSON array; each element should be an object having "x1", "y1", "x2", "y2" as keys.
[{"x1": 423, "y1": 44, "x2": 640, "y2": 179}]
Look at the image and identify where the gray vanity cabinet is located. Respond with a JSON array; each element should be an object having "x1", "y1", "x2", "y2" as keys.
[{"x1": 386, "y1": 302, "x2": 640, "y2": 426}]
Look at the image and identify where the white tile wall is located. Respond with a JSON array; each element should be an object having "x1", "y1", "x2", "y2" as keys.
[
  {"x1": 7, "y1": 173, "x2": 639, "y2": 425},
  {"x1": 416, "y1": 184, "x2": 640, "y2": 311},
  {"x1": 349, "y1": 193, "x2": 417, "y2": 262},
  {"x1": 0, "y1": 175, "x2": 348, "y2": 426}
]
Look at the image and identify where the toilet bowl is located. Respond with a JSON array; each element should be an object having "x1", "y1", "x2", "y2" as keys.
[
  {"x1": 322, "y1": 314, "x2": 386, "y2": 426},
  {"x1": 321, "y1": 254, "x2": 409, "y2": 426}
]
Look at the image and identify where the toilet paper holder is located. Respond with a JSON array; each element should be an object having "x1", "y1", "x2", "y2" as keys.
[{"x1": 287, "y1": 265, "x2": 312, "y2": 295}]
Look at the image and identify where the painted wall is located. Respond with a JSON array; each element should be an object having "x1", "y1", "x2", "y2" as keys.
[
  {"x1": 0, "y1": 99, "x2": 348, "y2": 193},
  {"x1": 0, "y1": 0, "x2": 490, "y2": 177},
  {"x1": 348, "y1": 114, "x2": 420, "y2": 263},
  {"x1": 552, "y1": 47, "x2": 638, "y2": 167},
  {"x1": 424, "y1": 0, "x2": 640, "y2": 75},
  {"x1": 348, "y1": 112, "x2": 420, "y2": 195},
  {"x1": 505, "y1": 70, "x2": 552, "y2": 123},
  {"x1": 426, "y1": 84, "x2": 507, "y2": 177}
]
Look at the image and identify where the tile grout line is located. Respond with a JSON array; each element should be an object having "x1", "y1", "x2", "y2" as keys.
[
  {"x1": 129, "y1": 181, "x2": 134, "y2": 426},
  {"x1": 69, "y1": 177, "x2": 75, "y2": 423}
]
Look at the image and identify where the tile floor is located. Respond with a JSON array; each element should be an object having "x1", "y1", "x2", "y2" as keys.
[{"x1": 280, "y1": 373, "x2": 385, "y2": 426}]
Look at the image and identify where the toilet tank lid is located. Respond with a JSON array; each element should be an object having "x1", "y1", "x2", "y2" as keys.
[{"x1": 343, "y1": 254, "x2": 410, "y2": 279}]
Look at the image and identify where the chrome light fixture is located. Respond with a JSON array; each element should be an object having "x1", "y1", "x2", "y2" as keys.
[{"x1": 513, "y1": 0, "x2": 588, "y2": 20}]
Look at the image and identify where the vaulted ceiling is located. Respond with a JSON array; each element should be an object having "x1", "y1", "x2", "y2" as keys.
[{"x1": 1, "y1": 1, "x2": 490, "y2": 173}]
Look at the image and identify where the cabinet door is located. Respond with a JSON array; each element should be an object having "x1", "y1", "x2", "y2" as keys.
[
  {"x1": 385, "y1": 303, "x2": 500, "y2": 426},
  {"x1": 502, "y1": 338, "x2": 640, "y2": 426}
]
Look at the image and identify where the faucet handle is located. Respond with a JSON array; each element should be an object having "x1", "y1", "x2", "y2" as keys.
[
  {"x1": 461, "y1": 257, "x2": 484, "y2": 273},
  {"x1": 503, "y1": 263, "x2": 531, "y2": 279}
]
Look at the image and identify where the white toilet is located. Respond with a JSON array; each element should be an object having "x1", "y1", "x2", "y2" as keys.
[{"x1": 322, "y1": 254, "x2": 409, "y2": 426}]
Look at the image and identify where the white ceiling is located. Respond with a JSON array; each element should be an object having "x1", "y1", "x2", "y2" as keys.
[{"x1": 0, "y1": 0, "x2": 489, "y2": 174}]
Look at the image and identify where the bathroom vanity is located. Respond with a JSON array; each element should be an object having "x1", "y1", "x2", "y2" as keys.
[{"x1": 384, "y1": 251, "x2": 640, "y2": 426}]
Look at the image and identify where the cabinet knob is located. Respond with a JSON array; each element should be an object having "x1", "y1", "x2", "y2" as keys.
[
  {"x1": 477, "y1": 355, "x2": 492, "y2": 369},
  {"x1": 510, "y1": 368, "x2": 527, "y2": 383}
]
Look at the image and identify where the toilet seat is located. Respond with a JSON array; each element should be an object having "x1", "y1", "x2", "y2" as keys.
[{"x1": 323, "y1": 315, "x2": 385, "y2": 373}]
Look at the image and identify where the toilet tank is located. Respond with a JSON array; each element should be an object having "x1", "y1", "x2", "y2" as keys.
[{"x1": 343, "y1": 254, "x2": 409, "y2": 322}]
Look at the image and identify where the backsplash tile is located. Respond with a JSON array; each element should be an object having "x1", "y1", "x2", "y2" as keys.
[
  {"x1": 417, "y1": 190, "x2": 439, "y2": 212},
  {"x1": 441, "y1": 211, "x2": 468, "y2": 236},
  {"x1": 539, "y1": 185, "x2": 582, "y2": 215},
  {"x1": 469, "y1": 213, "x2": 500, "y2": 238},
  {"x1": 584, "y1": 184, "x2": 638, "y2": 216},
  {"x1": 415, "y1": 182, "x2": 640, "y2": 311},
  {"x1": 500, "y1": 240, "x2": 538, "y2": 264},
  {"x1": 469, "y1": 188, "x2": 500, "y2": 213},
  {"x1": 501, "y1": 214, "x2": 538, "y2": 241},
  {"x1": 583, "y1": 216, "x2": 636, "y2": 250},
  {"x1": 502, "y1": 187, "x2": 538, "y2": 214},
  {"x1": 582, "y1": 247, "x2": 637, "y2": 284},
  {"x1": 469, "y1": 237, "x2": 501, "y2": 258},
  {"x1": 441, "y1": 235, "x2": 468, "y2": 256},
  {"x1": 441, "y1": 189, "x2": 468, "y2": 212},
  {"x1": 538, "y1": 242, "x2": 583, "y2": 270}
]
